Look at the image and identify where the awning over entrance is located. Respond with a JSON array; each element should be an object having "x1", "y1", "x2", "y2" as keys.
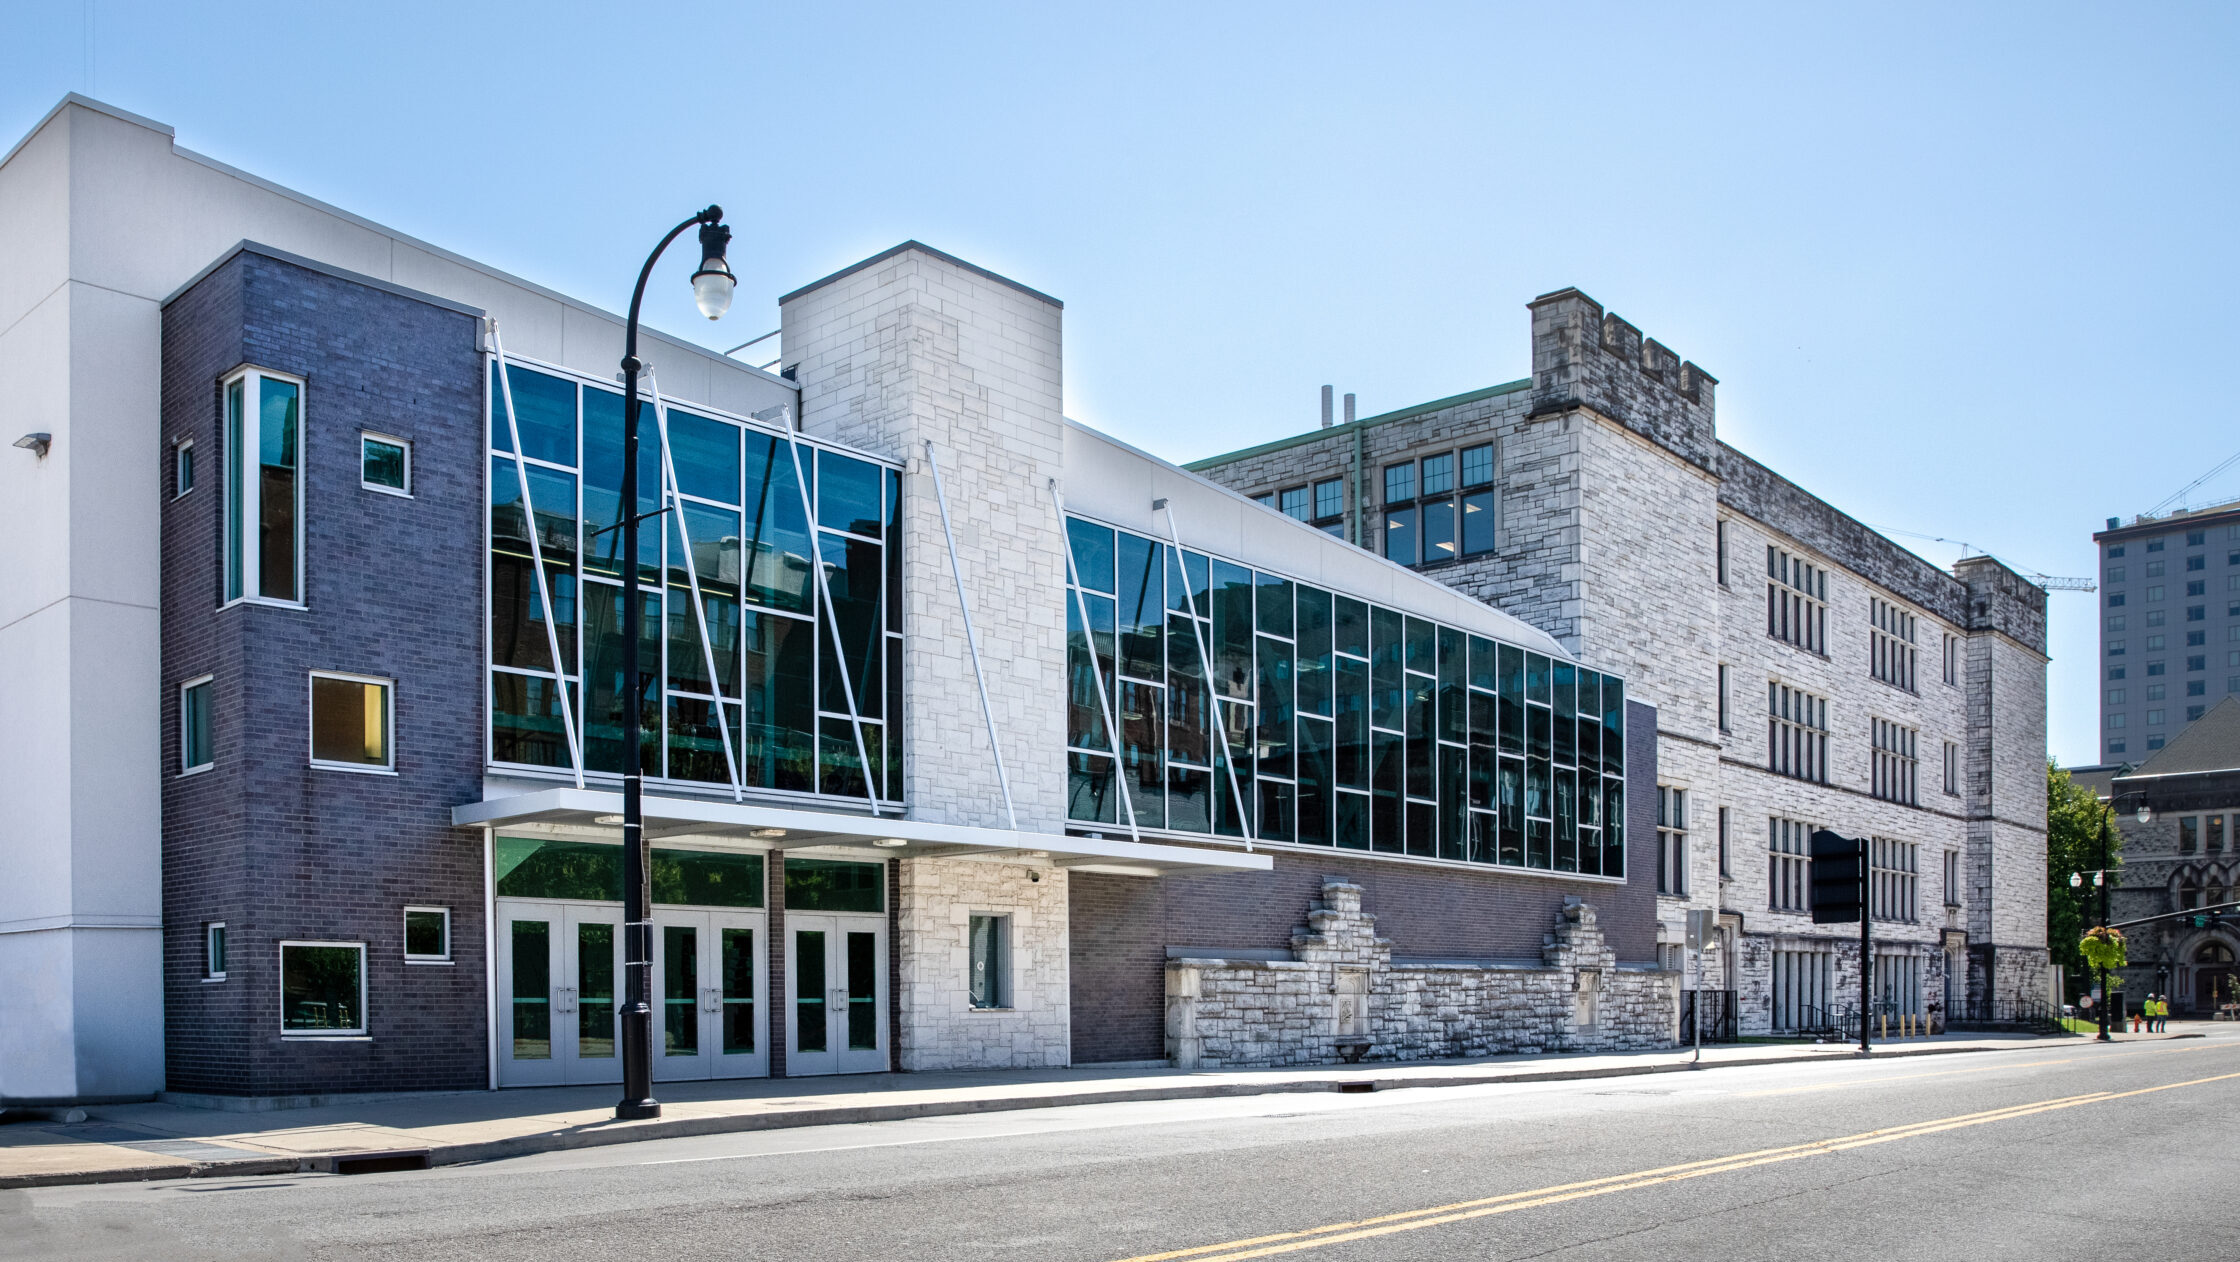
[{"x1": 453, "y1": 787, "x2": 1271, "y2": 878}]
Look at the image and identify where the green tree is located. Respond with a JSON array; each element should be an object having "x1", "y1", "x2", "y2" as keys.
[{"x1": 2047, "y1": 761, "x2": 2120, "y2": 995}]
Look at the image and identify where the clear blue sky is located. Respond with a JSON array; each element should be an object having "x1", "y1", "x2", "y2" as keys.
[{"x1": 9, "y1": 2, "x2": 2237, "y2": 768}]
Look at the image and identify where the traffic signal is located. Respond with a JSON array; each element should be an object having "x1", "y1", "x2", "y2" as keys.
[{"x1": 1810, "y1": 829, "x2": 1865, "y2": 924}]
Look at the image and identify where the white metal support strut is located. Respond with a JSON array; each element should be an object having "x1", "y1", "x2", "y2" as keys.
[
  {"x1": 645, "y1": 369, "x2": 745, "y2": 802},
  {"x1": 1050, "y1": 480, "x2": 1141, "y2": 844},
  {"x1": 487, "y1": 320, "x2": 585, "y2": 788},
  {"x1": 925, "y1": 441, "x2": 1017, "y2": 830},
  {"x1": 784, "y1": 411, "x2": 883, "y2": 816},
  {"x1": 1156, "y1": 497, "x2": 1255, "y2": 851}
]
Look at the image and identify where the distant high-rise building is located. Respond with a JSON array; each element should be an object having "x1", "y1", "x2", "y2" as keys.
[{"x1": 2092, "y1": 501, "x2": 2240, "y2": 760}]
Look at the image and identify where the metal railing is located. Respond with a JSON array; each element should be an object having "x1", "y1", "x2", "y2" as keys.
[
  {"x1": 1680, "y1": 989, "x2": 1739, "y2": 1043},
  {"x1": 1947, "y1": 998, "x2": 2062, "y2": 1035}
]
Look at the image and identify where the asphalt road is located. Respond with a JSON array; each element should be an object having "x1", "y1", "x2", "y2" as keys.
[{"x1": 8, "y1": 1032, "x2": 2239, "y2": 1261}]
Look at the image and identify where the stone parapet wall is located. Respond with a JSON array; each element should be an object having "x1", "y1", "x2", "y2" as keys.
[{"x1": 1165, "y1": 882, "x2": 1675, "y2": 1070}]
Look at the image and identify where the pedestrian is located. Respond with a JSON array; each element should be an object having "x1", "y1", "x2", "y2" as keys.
[{"x1": 2156, "y1": 995, "x2": 2169, "y2": 1032}]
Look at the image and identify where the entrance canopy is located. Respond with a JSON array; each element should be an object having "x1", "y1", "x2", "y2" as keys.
[{"x1": 454, "y1": 787, "x2": 1271, "y2": 878}]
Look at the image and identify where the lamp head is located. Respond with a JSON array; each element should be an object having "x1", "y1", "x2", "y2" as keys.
[
  {"x1": 2136, "y1": 804, "x2": 2153, "y2": 825},
  {"x1": 14, "y1": 432, "x2": 51, "y2": 457},
  {"x1": 691, "y1": 217, "x2": 735, "y2": 321},
  {"x1": 2070, "y1": 872, "x2": 2083, "y2": 888}
]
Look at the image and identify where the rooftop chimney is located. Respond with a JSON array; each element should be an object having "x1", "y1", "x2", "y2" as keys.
[
  {"x1": 1321, "y1": 385, "x2": 1334, "y2": 429},
  {"x1": 1344, "y1": 393, "x2": 1356, "y2": 425}
]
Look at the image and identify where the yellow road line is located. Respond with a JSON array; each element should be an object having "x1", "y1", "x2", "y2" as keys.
[
  {"x1": 1109, "y1": 1068, "x2": 2240, "y2": 1262},
  {"x1": 1734, "y1": 1036, "x2": 2238, "y2": 1098}
]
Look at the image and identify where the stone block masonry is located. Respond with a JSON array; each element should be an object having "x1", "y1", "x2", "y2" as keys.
[
  {"x1": 1166, "y1": 881, "x2": 1675, "y2": 1070},
  {"x1": 896, "y1": 858, "x2": 1070, "y2": 1071}
]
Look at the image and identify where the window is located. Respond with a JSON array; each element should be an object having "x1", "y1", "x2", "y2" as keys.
[
  {"x1": 309, "y1": 672, "x2": 393, "y2": 771},
  {"x1": 1062, "y1": 515, "x2": 1624, "y2": 872},
  {"x1": 2149, "y1": 661, "x2": 2167, "y2": 676},
  {"x1": 1766, "y1": 547, "x2": 1826, "y2": 653},
  {"x1": 2110, "y1": 667, "x2": 2127, "y2": 680},
  {"x1": 2148, "y1": 560, "x2": 2167, "y2": 577},
  {"x1": 362, "y1": 433, "x2": 411, "y2": 495},
  {"x1": 2148, "y1": 538, "x2": 2166, "y2": 552},
  {"x1": 1716, "y1": 520, "x2": 1729, "y2": 585},
  {"x1": 2189, "y1": 680, "x2": 2208, "y2": 696},
  {"x1": 2148, "y1": 683, "x2": 2166, "y2": 699},
  {"x1": 968, "y1": 913, "x2": 1010, "y2": 1009},
  {"x1": 1943, "y1": 633, "x2": 1959, "y2": 685},
  {"x1": 2108, "y1": 592, "x2": 2127, "y2": 607},
  {"x1": 2108, "y1": 545, "x2": 2125, "y2": 558},
  {"x1": 2188, "y1": 530, "x2": 2207, "y2": 547},
  {"x1": 2109, "y1": 688, "x2": 2129, "y2": 704},
  {"x1": 2189, "y1": 704, "x2": 2207, "y2": 721},
  {"x1": 1459, "y1": 444, "x2": 1496, "y2": 557},
  {"x1": 204, "y1": 923, "x2": 227, "y2": 981},
  {"x1": 1382, "y1": 462, "x2": 1417, "y2": 565},
  {"x1": 222, "y1": 366, "x2": 304, "y2": 605},
  {"x1": 174, "y1": 439, "x2": 195, "y2": 498},
  {"x1": 2107, "y1": 566, "x2": 2126, "y2": 583},
  {"x1": 1312, "y1": 477, "x2": 1345, "y2": 536},
  {"x1": 1943, "y1": 850, "x2": 1961, "y2": 907},
  {"x1": 1276, "y1": 486, "x2": 1310, "y2": 522},
  {"x1": 1657, "y1": 788, "x2": 1688, "y2": 896},
  {"x1": 2149, "y1": 735, "x2": 2166, "y2": 749},
  {"x1": 1870, "y1": 838, "x2": 1919, "y2": 923},
  {"x1": 2191, "y1": 631, "x2": 2208, "y2": 647},
  {"x1": 2110, "y1": 640, "x2": 2126, "y2": 656},
  {"x1": 1943, "y1": 740, "x2": 1959, "y2": 795},
  {"x1": 280, "y1": 941, "x2": 366, "y2": 1036},
  {"x1": 1253, "y1": 493, "x2": 1274, "y2": 508},
  {"x1": 1870, "y1": 598, "x2": 1917, "y2": 691},
  {"x1": 2147, "y1": 585, "x2": 2165, "y2": 602},
  {"x1": 404, "y1": 907, "x2": 450, "y2": 962},
  {"x1": 180, "y1": 675, "x2": 214, "y2": 773},
  {"x1": 1717, "y1": 806, "x2": 1731, "y2": 878},
  {"x1": 1381, "y1": 452, "x2": 1493, "y2": 566},
  {"x1": 2147, "y1": 709, "x2": 2166, "y2": 726},
  {"x1": 2148, "y1": 610, "x2": 2167, "y2": 627},
  {"x1": 2149, "y1": 635, "x2": 2166, "y2": 650},
  {"x1": 1768, "y1": 682, "x2": 1828, "y2": 782},
  {"x1": 2106, "y1": 615, "x2": 2126, "y2": 633},
  {"x1": 1717, "y1": 664, "x2": 1730, "y2": 732},
  {"x1": 2211, "y1": 814, "x2": 2227, "y2": 853},
  {"x1": 2108, "y1": 739, "x2": 2126, "y2": 753},
  {"x1": 2180, "y1": 817, "x2": 2198, "y2": 853},
  {"x1": 1871, "y1": 718, "x2": 1918, "y2": 805},
  {"x1": 2189, "y1": 606, "x2": 2207, "y2": 622},
  {"x1": 2107, "y1": 713, "x2": 2127, "y2": 729},
  {"x1": 1769, "y1": 817, "x2": 1811, "y2": 912}
]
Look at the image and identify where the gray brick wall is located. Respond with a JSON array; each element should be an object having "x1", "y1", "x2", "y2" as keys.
[{"x1": 160, "y1": 248, "x2": 488, "y2": 1095}]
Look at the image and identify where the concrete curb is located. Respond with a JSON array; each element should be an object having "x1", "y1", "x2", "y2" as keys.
[{"x1": 3, "y1": 1036, "x2": 2100, "y2": 1189}]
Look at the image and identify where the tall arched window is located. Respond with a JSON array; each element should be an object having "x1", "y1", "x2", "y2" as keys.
[{"x1": 2196, "y1": 941, "x2": 2235, "y2": 965}]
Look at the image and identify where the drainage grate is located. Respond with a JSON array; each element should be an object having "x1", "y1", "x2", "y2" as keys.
[
  {"x1": 1334, "y1": 1081, "x2": 1377, "y2": 1094},
  {"x1": 333, "y1": 1150, "x2": 431, "y2": 1176}
]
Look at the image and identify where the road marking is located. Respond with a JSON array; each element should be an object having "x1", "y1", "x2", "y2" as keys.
[
  {"x1": 1109, "y1": 1069, "x2": 2240, "y2": 1262},
  {"x1": 1734, "y1": 1037, "x2": 2238, "y2": 1098}
]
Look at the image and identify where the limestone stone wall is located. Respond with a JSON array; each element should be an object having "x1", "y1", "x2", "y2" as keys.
[
  {"x1": 895, "y1": 857, "x2": 1070, "y2": 1071},
  {"x1": 1165, "y1": 882, "x2": 1675, "y2": 1069}
]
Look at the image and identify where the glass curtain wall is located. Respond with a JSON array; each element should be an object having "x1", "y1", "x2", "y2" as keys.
[
  {"x1": 488, "y1": 358, "x2": 902, "y2": 804},
  {"x1": 1063, "y1": 515, "x2": 1624, "y2": 875}
]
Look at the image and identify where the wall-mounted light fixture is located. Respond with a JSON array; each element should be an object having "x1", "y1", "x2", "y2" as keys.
[
  {"x1": 871, "y1": 837, "x2": 908, "y2": 848},
  {"x1": 14, "y1": 433, "x2": 51, "y2": 457}
]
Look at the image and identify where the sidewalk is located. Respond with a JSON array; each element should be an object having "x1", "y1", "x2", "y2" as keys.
[{"x1": 0, "y1": 1028, "x2": 2191, "y2": 1189}]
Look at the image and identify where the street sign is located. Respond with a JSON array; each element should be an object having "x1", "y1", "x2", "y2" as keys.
[
  {"x1": 1686, "y1": 909, "x2": 1715, "y2": 952},
  {"x1": 1809, "y1": 829, "x2": 1865, "y2": 924}
]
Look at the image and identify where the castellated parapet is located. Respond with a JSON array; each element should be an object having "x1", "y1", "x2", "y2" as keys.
[{"x1": 1528, "y1": 287, "x2": 1718, "y2": 472}]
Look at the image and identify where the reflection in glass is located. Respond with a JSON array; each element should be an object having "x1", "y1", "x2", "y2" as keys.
[
  {"x1": 578, "y1": 922, "x2": 616, "y2": 1058},
  {"x1": 795, "y1": 930, "x2": 827, "y2": 1053},
  {"x1": 663, "y1": 926, "x2": 699, "y2": 1055},
  {"x1": 511, "y1": 920, "x2": 550, "y2": 1059}
]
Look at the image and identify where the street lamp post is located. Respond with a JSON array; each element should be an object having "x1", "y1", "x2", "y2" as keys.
[
  {"x1": 2074, "y1": 791, "x2": 2150, "y2": 1046},
  {"x1": 615, "y1": 206, "x2": 735, "y2": 1121}
]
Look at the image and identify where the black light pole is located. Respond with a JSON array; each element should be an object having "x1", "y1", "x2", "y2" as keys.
[
  {"x1": 615, "y1": 206, "x2": 735, "y2": 1121},
  {"x1": 2095, "y1": 812, "x2": 2113, "y2": 1043}
]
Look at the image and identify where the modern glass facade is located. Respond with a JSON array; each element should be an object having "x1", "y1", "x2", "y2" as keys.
[
  {"x1": 1063, "y1": 515, "x2": 1626, "y2": 875},
  {"x1": 486, "y1": 358, "x2": 902, "y2": 804}
]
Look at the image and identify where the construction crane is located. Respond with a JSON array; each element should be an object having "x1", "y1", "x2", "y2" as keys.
[
  {"x1": 1867, "y1": 524, "x2": 2095, "y2": 593},
  {"x1": 2139, "y1": 445, "x2": 2240, "y2": 521}
]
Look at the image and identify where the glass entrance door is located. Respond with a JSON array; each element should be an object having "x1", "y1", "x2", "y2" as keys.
[
  {"x1": 497, "y1": 901, "x2": 622, "y2": 1087},
  {"x1": 785, "y1": 914, "x2": 887, "y2": 1075},
  {"x1": 652, "y1": 909, "x2": 768, "y2": 1081}
]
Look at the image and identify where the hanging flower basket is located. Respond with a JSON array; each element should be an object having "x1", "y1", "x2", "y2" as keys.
[{"x1": 2079, "y1": 925, "x2": 2127, "y2": 974}]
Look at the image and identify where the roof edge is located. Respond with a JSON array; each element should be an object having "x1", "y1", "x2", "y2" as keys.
[
  {"x1": 779, "y1": 240, "x2": 1062, "y2": 309},
  {"x1": 163, "y1": 240, "x2": 486, "y2": 318},
  {"x1": 1184, "y1": 378, "x2": 1531, "y2": 471}
]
